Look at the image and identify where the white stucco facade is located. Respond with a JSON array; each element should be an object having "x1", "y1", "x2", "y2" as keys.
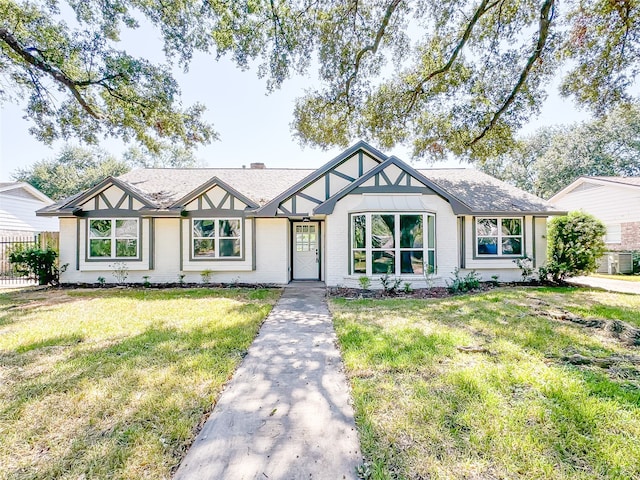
[{"x1": 45, "y1": 142, "x2": 559, "y2": 287}]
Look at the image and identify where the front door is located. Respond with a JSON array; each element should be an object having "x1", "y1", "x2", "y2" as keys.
[{"x1": 292, "y1": 222, "x2": 320, "y2": 280}]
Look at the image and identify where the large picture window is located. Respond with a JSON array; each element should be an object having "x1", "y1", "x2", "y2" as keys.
[
  {"x1": 88, "y1": 219, "x2": 138, "y2": 258},
  {"x1": 351, "y1": 213, "x2": 435, "y2": 275},
  {"x1": 475, "y1": 217, "x2": 522, "y2": 256},
  {"x1": 193, "y1": 218, "x2": 242, "y2": 258}
]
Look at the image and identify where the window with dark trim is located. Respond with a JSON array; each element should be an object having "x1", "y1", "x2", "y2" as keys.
[
  {"x1": 193, "y1": 218, "x2": 241, "y2": 258},
  {"x1": 88, "y1": 219, "x2": 138, "y2": 258},
  {"x1": 475, "y1": 217, "x2": 523, "y2": 256},
  {"x1": 351, "y1": 212, "x2": 435, "y2": 275}
]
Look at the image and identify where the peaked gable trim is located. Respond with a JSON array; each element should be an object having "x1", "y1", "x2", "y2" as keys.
[
  {"x1": 170, "y1": 176, "x2": 259, "y2": 210},
  {"x1": 314, "y1": 156, "x2": 473, "y2": 215},
  {"x1": 61, "y1": 176, "x2": 155, "y2": 210},
  {"x1": 255, "y1": 141, "x2": 387, "y2": 216}
]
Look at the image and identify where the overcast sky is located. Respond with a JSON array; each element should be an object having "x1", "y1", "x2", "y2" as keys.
[{"x1": 0, "y1": 20, "x2": 591, "y2": 182}]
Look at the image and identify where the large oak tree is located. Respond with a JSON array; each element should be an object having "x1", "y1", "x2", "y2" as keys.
[{"x1": 2, "y1": 1, "x2": 639, "y2": 160}]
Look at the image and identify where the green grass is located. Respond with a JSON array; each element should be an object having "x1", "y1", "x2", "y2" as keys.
[
  {"x1": 591, "y1": 273, "x2": 640, "y2": 282},
  {"x1": 331, "y1": 287, "x2": 640, "y2": 480},
  {"x1": 0, "y1": 287, "x2": 280, "y2": 480}
]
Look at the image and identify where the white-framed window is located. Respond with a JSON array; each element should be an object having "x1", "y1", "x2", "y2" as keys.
[
  {"x1": 192, "y1": 218, "x2": 242, "y2": 258},
  {"x1": 475, "y1": 217, "x2": 523, "y2": 256},
  {"x1": 88, "y1": 218, "x2": 139, "y2": 258},
  {"x1": 351, "y1": 212, "x2": 435, "y2": 275},
  {"x1": 604, "y1": 224, "x2": 622, "y2": 244}
]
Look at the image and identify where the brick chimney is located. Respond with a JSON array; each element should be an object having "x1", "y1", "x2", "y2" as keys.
[{"x1": 250, "y1": 162, "x2": 266, "y2": 169}]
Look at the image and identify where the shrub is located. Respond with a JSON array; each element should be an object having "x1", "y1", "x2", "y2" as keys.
[
  {"x1": 200, "y1": 269, "x2": 213, "y2": 284},
  {"x1": 447, "y1": 268, "x2": 481, "y2": 294},
  {"x1": 109, "y1": 262, "x2": 129, "y2": 284},
  {"x1": 540, "y1": 211, "x2": 606, "y2": 282},
  {"x1": 358, "y1": 276, "x2": 371, "y2": 290},
  {"x1": 9, "y1": 247, "x2": 64, "y2": 285},
  {"x1": 379, "y1": 273, "x2": 402, "y2": 295},
  {"x1": 513, "y1": 256, "x2": 535, "y2": 282}
]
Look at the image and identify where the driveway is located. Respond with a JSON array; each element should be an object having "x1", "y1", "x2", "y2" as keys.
[{"x1": 567, "y1": 275, "x2": 640, "y2": 295}]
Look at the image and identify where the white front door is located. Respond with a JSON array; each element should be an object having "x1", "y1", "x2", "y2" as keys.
[{"x1": 293, "y1": 222, "x2": 320, "y2": 280}]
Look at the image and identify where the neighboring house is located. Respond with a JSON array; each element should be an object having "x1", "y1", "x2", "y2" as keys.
[
  {"x1": 550, "y1": 176, "x2": 640, "y2": 251},
  {"x1": 38, "y1": 142, "x2": 562, "y2": 287},
  {"x1": 0, "y1": 182, "x2": 58, "y2": 237}
]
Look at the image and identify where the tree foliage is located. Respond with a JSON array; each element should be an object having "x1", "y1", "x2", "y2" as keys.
[
  {"x1": 540, "y1": 211, "x2": 606, "y2": 282},
  {"x1": 9, "y1": 247, "x2": 63, "y2": 285},
  {"x1": 12, "y1": 145, "x2": 130, "y2": 200},
  {"x1": 123, "y1": 145, "x2": 202, "y2": 168},
  {"x1": 2, "y1": 1, "x2": 640, "y2": 159},
  {"x1": 479, "y1": 103, "x2": 640, "y2": 198}
]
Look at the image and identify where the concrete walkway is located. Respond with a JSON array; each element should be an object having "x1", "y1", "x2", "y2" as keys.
[
  {"x1": 568, "y1": 275, "x2": 640, "y2": 295},
  {"x1": 173, "y1": 283, "x2": 362, "y2": 480}
]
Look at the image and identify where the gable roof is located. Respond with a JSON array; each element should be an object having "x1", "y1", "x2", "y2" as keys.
[
  {"x1": 423, "y1": 169, "x2": 561, "y2": 214},
  {"x1": 314, "y1": 156, "x2": 472, "y2": 214},
  {"x1": 256, "y1": 140, "x2": 387, "y2": 216},
  {"x1": 37, "y1": 141, "x2": 561, "y2": 218},
  {"x1": 0, "y1": 182, "x2": 54, "y2": 204},
  {"x1": 550, "y1": 175, "x2": 640, "y2": 202},
  {"x1": 118, "y1": 168, "x2": 314, "y2": 208}
]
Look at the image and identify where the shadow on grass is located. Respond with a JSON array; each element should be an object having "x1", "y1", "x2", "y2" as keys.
[
  {"x1": 1, "y1": 306, "x2": 268, "y2": 479},
  {"x1": 333, "y1": 288, "x2": 640, "y2": 478}
]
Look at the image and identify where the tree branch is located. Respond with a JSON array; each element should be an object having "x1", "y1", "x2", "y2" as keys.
[
  {"x1": 0, "y1": 27, "x2": 103, "y2": 119},
  {"x1": 468, "y1": 0, "x2": 556, "y2": 146},
  {"x1": 343, "y1": 0, "x2": 402, "y2": 101},
  {"x1": 403, "y1": 0, "x2": 501, "y2": 114}
]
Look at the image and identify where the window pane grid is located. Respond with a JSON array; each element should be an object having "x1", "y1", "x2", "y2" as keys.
[
  {"x1": 351, "y1": 213, "x2": 436, "y2": 276},
  {"x1": 476, "y1": 217, "x2": 522, "y2": 256},
  {"x1": 89, "y1": 219, "x2": 138, "y2": 259},
  {"x1": 193, "y1": 218, "x2": 242, "y2": 258}
]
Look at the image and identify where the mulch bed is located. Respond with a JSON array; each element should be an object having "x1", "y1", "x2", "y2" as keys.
[{"x1": 327, "y1": 283, "x2": 498, "y2": 299}]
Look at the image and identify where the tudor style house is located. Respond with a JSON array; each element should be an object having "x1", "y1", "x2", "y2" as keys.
[{"x1": 38, "y1": 141, "x2": 563, "y2": 287}]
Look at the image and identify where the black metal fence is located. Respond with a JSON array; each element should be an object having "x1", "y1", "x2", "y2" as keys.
[{"x1": 0, "y1": 234, "x2": 59, "y2": 286}]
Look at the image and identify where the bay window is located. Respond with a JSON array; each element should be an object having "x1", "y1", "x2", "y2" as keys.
[
  {"x1": 351, "y1": 212, "x2": 435, "y2": 275},
  {"x1": 88, "y1": 219, "x2": 138, "y2": 259},
  {"x1": 475, "y1": 217, "x2": 522, "y2": 256},
  {"x1": 193, "y1": 218, "x2": 242, "y2": 258}
]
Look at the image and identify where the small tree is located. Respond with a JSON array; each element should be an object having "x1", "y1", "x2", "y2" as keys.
[
  {"x1": 540, "y1": 212, "x2": 606, "y2": 282},
  {"x1": 9, "y1": 248, "x2": 63, "y2": 285}
]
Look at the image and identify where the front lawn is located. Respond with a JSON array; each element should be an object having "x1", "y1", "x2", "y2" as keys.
[
  {"x1": 331, "y1": 287, "x2": 640, "y2": 480},
  {"x1": 0, "y1": 287, "x2": 279, "y2": 480}
]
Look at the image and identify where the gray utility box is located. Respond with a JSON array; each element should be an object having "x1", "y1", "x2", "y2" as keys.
[{"x1": 597, "y1": 252, "x2": 634, "y2": 274}]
